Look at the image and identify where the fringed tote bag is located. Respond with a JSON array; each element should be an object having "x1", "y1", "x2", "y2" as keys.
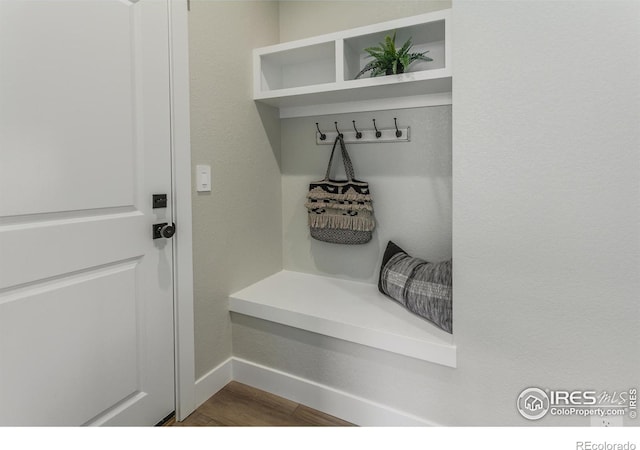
[{"x1": 305, "y1": 135, "x2": 375, "y2": 244}]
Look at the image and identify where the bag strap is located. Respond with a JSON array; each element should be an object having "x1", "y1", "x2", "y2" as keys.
[
  {"x1": 323, "y1": 136, "x2": 340, "y2": 180},
  {"x1": 324, "y1": 135, "x2": 356, "y2": 181},
  {"x1": 338, "y1": 135, "x2": 356, "y2": 180}
]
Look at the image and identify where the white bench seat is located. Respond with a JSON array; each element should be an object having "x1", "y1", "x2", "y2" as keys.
[{"x1": 229, "y1": 270, "x2": 456, "y2": 368}]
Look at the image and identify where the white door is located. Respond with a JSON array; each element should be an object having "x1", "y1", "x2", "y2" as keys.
[{"x1": 0, "y1": 0, "x2": 176, "y2": 426}]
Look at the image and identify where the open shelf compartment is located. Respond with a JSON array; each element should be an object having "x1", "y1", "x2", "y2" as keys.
[
  {"x1": 258, "y1": 41, "x2": 336, "y2": 92},
  {"x1": 342, "y1": 19, "x2": 446, "y2": 82}
]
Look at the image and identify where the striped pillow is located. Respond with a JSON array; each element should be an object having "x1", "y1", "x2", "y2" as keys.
[{"x1": 378, "y1": 241, "x2": 452, "y2": 334}]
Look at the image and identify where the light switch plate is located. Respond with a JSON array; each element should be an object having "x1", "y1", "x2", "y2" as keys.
[{"x1": 196, "y1": 164, "x2": 211, "y2": 192}]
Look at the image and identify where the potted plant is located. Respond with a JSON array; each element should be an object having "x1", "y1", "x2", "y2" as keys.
[{"x1": 355, "y1": 31, "x2": 433, "y2": 79}]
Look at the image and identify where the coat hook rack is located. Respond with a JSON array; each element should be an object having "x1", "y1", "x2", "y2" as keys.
[{"x1": 315, "y1": 120, "x2": 410, "y2": 145}]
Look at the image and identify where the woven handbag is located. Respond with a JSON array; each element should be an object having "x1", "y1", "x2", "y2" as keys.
[{"x1": 305, "y1": 135, "x2": 375, "y2": 244}]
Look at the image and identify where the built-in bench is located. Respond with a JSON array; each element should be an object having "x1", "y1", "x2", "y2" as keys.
[{"x1": 229, "y1": 270, "x2": 456, "y2": 368}]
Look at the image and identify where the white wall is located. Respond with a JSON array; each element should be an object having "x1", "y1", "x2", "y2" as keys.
[
  {"x1": 282, "y1": 107, "x2": 452, "y2": 283},
  {"x1": 451, "y1": 0, "x2": 639, "y2": 424},
  {"x1": 279, "y1": 0, "x2": 451, "y2": 42},
  {"x1": 232, "y1": 0, "x2": 640, "y2": 425},
  {"x1": 189, "y1": 1, "x2": 282, "y2": 379}
]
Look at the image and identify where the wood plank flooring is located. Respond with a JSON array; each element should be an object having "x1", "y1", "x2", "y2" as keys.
[{"x1": 171, "y1": 381, "x2": 354, "y2": 427}]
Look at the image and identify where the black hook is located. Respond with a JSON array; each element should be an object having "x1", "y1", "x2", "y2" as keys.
[
  {"x1": 394, "y1": 118, "x2": 402, "y2": 138},
  {"x1": 372, "y1": 119, "x2": 381, "y2": 138},
  {"x1": 315, "y1": 122, "x2": 326, "y2": 141},
  {"x1": 334, "y1": 122, "x2": 343, "y2": 138},
  {"x1": 352, "y1": 120, "x2": 362, "y2": 139}
]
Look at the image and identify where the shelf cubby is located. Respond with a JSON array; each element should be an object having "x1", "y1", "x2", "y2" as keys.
[
  {"x1": 342, "y1": 19, "x2": 446, "y2": 81},
  {"x1": 259, "y1": 41, "x2": 336, "y2": 92}
]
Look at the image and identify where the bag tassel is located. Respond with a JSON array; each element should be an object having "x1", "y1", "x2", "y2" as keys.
[
  {"x1": 307, "y1": 189, "x2": 372, "y2": 203},
  {"x1": 304, "y1": 201, "x2": 373, "y2": 212},
  {"x1": 308, "y1": 213, "x2": 375, "y2": 232}
]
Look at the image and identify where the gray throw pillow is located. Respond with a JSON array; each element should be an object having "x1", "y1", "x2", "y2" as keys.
[{"x1": 378, "y1": 241, "x2": 452, "y2": 334}]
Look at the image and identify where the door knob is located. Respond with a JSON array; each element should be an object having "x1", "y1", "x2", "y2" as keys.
[{"x1": 153, "y1": 222, "x2": 176, "y2": 239}]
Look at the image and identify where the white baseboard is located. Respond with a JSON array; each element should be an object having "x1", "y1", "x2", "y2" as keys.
[
  {"x1": 193, "y1": 356, "x2": 438, "y2": 426},
  {"x1": 194, "y1": 357, "x2": 233, "y2": 409},
  {"x1": 231, "y1": 357, "x2": 438, "y2": 426}
]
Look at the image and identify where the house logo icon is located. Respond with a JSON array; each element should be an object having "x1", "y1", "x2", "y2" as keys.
[
  {"x1": 525, "y1": 395, "x2": 543, "y2": 411},
  {"x1": 517, "y1": 387, "x2": 550, "y2": 420}
]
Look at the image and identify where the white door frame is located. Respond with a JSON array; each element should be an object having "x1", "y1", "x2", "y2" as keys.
[{"x1": 167, "y1": 0, "x2": 196, "y2": 422}]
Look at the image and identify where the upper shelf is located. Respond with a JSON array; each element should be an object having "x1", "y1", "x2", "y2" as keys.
[{"x1": 253, "y1": 9, "x2": 452, "y2": 118}]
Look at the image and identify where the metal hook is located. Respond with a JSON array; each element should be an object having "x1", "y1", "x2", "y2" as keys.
[
  {"x1": 394, "y1": 118, "x2": 402, "y2": 138},
  {"x1": 334, "y1": 122, "x2": 343, "y2": 138},
  {"x1": 352, "y1": 120, "x2": 362, "y2": 139},
  {"x1": 315, "y1": 123, "x2": 326, "y2": 141},
  {"x1": 372, "y1": 119, "x2": 381, "y2": 138}
]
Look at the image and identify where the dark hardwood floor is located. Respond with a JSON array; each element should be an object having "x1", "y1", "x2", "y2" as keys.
[{"x1": 170, "y1": 381, "x2": 354, "y2": 427}]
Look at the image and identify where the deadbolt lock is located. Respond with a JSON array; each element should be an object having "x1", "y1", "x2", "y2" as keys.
[{"x1": 152, "y1": 222, "x2": 176, "y2": 239}]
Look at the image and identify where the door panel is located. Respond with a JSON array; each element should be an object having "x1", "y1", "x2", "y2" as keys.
[
  {"x1": 0, "y1": 0, "x2": 175, "y2": 426},
  {"x1": 0, "y1": 212, "x2": 145, "y2": 289},
  {"x1": 0, "y1": 2, "x2": 136, "y2": 216},
  {"x1": 0, "y1": 263, "x2": 139, "y2": 426}
]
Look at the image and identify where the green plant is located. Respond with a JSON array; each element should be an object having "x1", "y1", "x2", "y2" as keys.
[{"x1": 355, "y1": 31, "x2": 433, "y2": 79}]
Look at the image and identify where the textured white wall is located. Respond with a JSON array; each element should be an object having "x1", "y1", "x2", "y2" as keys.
[
  {"x1": 232, "y1": 0, "x2": 640, "y2": 425},
  {"x1": 189, "y1": 1, "x2": 282, "y2": 379},
  {"x1": 451, "y1": 0, "x2": 640, "y2": 424},
  {"x1": 282, "y1": 107, "x2": 452, "y2": 282},
  {"x1": 279, "y1": 0, "x2": 451, "y2": 41}
]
